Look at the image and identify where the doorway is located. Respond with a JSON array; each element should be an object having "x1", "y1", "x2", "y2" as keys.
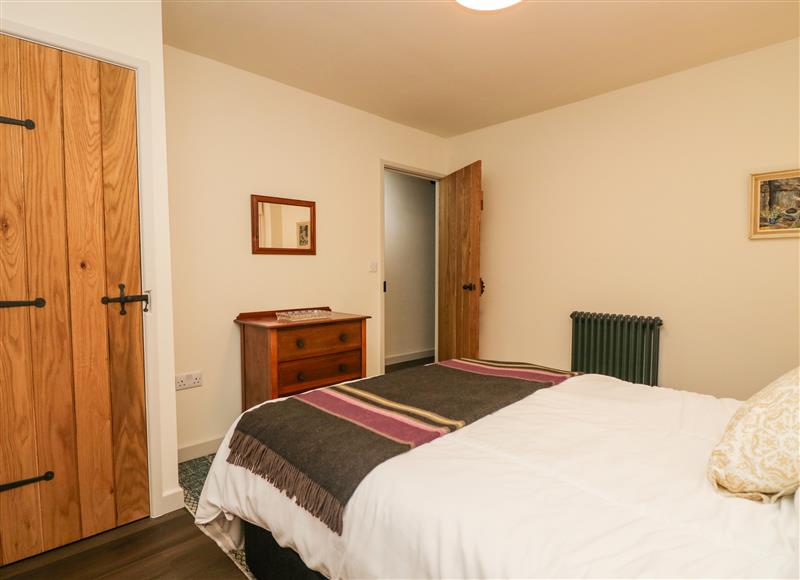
[
  {"x1": 383, "y1": 169, "x2": 438, "y2": 373},
  {"x1": 381, "y1": 160, "x2": 483, "y2": 373}
]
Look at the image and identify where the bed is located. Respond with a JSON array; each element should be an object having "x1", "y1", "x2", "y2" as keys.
[{"x1": 196, "y1": 361, "x2": 798, "y2": 579}]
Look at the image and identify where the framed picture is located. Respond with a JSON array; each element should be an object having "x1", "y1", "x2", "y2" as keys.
[
  {"x1": 750, "y1": 169, "x2": 800, "y2": 239},
  {"x1": 296, "y1": 221, "x2": 310, "y2": 248}
]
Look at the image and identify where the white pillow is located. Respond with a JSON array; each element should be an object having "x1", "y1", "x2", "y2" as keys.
[{"x1": 707, "y1": 367, "x2": 799, "y2": 502}]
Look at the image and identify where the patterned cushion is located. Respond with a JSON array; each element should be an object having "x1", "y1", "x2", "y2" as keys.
[{"x1": 707, "y1": 367, "x2": 799, "y2": 502}]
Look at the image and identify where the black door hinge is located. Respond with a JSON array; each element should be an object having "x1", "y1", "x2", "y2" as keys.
[
  {"x1": 0, "y1": 115, "x2": 35, "y2": 130},
  {"x1": 0, "y1": 297, "x2": 45, "y2": 309},
  {"x1": 0, "y1": 471, "x2": 54, "y2": 493}
]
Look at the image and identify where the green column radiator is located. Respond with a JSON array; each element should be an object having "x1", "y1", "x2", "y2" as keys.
[{"x1": 570, "y1": 311, "x2": 663, "y2": 386}]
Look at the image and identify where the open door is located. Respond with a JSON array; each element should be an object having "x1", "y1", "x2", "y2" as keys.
[{"x1": 438, "y1": 160, "x2": 482, "y2": 360}]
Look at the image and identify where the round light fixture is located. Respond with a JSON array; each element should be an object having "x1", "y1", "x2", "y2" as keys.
[{"x1": 456, "y1": 0, "x2": 521, "y2": 11}]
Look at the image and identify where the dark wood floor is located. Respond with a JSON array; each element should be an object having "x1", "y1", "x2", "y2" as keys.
[
  {"x1": 385, "y1": 356, "x2": 434, "y2": 374},
  {"x1": 0, "y1": 509, "x2": 242, "y2": 580}
]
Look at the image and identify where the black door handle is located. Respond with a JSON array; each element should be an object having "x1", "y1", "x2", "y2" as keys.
[
  {"x1": 339, "y1": 363, "x2": 347, "y2": 373},
  {"x1": 297, "y1": 372, "x2": 306, "y2": 382},
  {"x1": 462, "y1": 283, "x2": 476, "y2": 291},
  {"x1": 480, "y1": 277, "x2": 486, "y2": 296},
  {"x1": 296, "y1": 338, "x2": 305, "y2": 348},
  {"x1": 101, "y1": 283, "x2": 149, "y2": 315}
]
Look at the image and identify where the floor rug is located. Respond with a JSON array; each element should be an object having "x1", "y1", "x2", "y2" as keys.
[{"x1": 179, "y1": 454, "x2": 253, "y2": 578}]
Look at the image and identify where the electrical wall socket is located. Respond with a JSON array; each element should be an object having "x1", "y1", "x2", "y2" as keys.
[
  {"x1": 188, "y1": 371, "x2": 203, "y2": 388},
  {"x1": 175, "y1": 371, "x2": 203, "y2": 391}
]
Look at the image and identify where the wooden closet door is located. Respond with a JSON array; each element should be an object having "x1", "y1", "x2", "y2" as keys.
[{"x1": 0, "y1": 33, "x2": 148, "y2": 564}]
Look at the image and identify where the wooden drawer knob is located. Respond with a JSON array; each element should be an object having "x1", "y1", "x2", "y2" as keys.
[
  {"x1": 296, "y1": 338, "x2": 305, "y2": 348},
  {"x1": 339, "y1": 333, "x2": 348, "y2": 343},
  {"x1": 339, "y1": 363, "x2": 347, "y2": 373},
  {"x1": 297, "y1": 371, "x2": 306, "y2": 382}
]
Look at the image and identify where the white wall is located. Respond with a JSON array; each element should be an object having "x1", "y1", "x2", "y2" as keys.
[
  {"x1": 0, "y1": 1, "x2": 182, "y2": 515},
  {"x1": 164, "y1": 46, "x2": 447, "y2": 453},
  {"x1": 384, "y1": 171, "x2": 436, "y2": 363},
  {"x1": 447, "y1": 39, "x2": 800, "y2": 400}
]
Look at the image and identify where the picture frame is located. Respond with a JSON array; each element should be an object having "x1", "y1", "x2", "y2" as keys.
[
  {"x1": 250, "y1": 194, "x2": 316, "y2": 255},
  {"x1": 749, "y1": 169, "x2": 800, "y2": 239},
  {"x1": 296, "y1": 221, "x2": 310, "y2": 248}
]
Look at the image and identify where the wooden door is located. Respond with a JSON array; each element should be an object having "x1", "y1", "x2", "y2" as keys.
[
  {"x1": 0, "y1": 33, "x2": 148, "y2": 565},
  {"x1": 438, "y1": 160, "x2": 482, "y2": 360}
]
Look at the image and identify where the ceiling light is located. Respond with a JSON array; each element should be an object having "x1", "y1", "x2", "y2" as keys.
[{"x1": 456, "y1": 0, "x2": 521, "y2": 11}]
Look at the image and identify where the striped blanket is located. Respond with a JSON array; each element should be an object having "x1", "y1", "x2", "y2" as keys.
[{"x1": 227, "y1": 359, "x2": 576, "y2": 534}]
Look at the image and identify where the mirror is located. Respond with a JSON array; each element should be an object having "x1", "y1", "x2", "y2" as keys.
[{"x1": 251, "y1": 195, "x2": 316, "y2": 255}]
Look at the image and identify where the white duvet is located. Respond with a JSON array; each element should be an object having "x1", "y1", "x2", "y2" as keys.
[{"x1": 196, "y1": 373, "x2": 799, "y2": 579}]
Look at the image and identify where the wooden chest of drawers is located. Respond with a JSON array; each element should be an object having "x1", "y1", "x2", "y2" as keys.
[{"x1": 235, "y1": 307, "x2": 369, "y2": 410}]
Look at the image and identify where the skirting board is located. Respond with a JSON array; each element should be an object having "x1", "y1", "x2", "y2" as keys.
[
  {"x1": 178, "y1": 437, "x2": 224, "y2": 462},
  {"x1": 385, "y1": 349, "x2": 435, "y2": 366}
]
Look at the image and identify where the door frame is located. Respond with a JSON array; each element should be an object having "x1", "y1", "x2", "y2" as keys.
[
  {"x1": 379, "y1": 160, "x2": 445, "y2": 374},
  {"x1": 0, "y1": 22, "x2": 183, "y2": 517}
]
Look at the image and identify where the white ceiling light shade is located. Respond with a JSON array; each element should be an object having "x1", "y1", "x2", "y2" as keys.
[{"x1": 456, "y1": 0, "x2": 522, "y2": 11}]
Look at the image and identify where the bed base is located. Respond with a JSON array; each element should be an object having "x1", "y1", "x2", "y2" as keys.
[{"x1": 244, "y1": 520, "x2": 325, "y2": 580}]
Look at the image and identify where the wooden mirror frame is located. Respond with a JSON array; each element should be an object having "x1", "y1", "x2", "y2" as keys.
[{"x1": 251, "y1": 194, "x2": 316, "y2": 255}]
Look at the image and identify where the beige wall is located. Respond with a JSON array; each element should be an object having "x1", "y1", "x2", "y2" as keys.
[
  {"x1": 165, "y1": 46, "x2": 447, "y2": 451},
  {"x1": 448, "y1": 39, "x2": 800, "y2": 400},
  {"x1": 384, "y1": 171, "x2": 436, "y2": 362},
  {"x1": 1, "y1": 1, "x2": 182, "y2": 515}
]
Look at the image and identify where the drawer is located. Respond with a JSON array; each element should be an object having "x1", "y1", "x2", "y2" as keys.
[
  {"x1": 277, "y1": 350, "x2": 362, "y2": 395},
  {"x1": 277, "y1": 321, "x2": 362, "y2": 361}
]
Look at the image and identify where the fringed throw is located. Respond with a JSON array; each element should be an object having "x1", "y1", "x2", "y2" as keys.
[
  {"x1": 227, "y1": 430, "x2": 345, "y2": 532},
  {"x1": 227, "y1": 359, "x2": 576, "y2": 535}
]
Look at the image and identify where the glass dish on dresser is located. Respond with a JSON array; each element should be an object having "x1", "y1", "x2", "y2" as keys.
[{"x1": 275, "y1": 309, "x2": 333, "y2": 322}]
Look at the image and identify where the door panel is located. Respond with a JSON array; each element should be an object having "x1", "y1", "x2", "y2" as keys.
[
  {"x1": 20, "y1": 39, "x2": 84, "y2": 551},
  {"x1": 63, "y1": 51, "x2": 117, "y2": 536},
  {"x1": 437, "y1": 161, "x2": 482, "y2": 360},
  {"x1": 100, "y1": 62, "x2": 150, "y2": 524},
  {"x1": 0, "y1": 33, "x2": 149, "y2": 564},
  {"x1": 0, "y1": 33, "x2": 43, "y2": 565}
]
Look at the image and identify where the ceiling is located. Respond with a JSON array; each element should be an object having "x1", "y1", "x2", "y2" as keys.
[{"x1": 162, "y1": 1, "x2": 799, "y2": 137}]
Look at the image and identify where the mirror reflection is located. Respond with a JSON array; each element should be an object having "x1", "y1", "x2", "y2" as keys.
[{"x1": 257, "y1": 203, "x2": 312, "y2": 249}]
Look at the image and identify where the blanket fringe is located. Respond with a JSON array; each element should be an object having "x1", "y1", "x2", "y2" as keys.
[{"x1": 226, "y1": 430, "x2": 344, "y2": 535}]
